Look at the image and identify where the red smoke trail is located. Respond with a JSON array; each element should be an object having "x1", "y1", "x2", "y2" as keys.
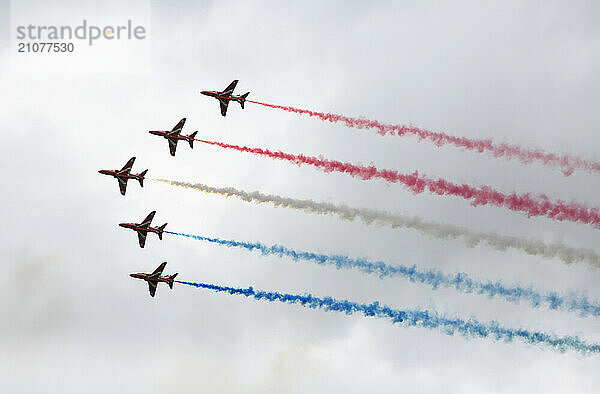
[
  {"x1": 247, "y1": 100, "x2": 599, "y2": 176},
  {"x1": 196, "y1": 138, "x2": 600, "y2": 230}
]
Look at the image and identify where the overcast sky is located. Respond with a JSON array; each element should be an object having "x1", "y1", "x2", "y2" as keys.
[{"x1": 2, "y1": 0, "x2": 600, "y2": 393}]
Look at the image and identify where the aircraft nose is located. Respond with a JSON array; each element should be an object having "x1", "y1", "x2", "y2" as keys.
[{"x1": 200, "y1": 91, "x2": 209, "y2": 96}]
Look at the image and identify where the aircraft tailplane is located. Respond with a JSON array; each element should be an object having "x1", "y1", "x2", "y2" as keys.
[
  {"x1": 168, "y1": 273, "x2": 178, "y2": 289},
  {"x1": 138, "y1": 170, "x2": 148, "y2": 187},
  {"x1": 157, "y1": 223, "x2": 167, "y2": 240},
  {"x1": 188, "y1": 132, "x2": 198, "y2": 148},
  {"x1": 239, "y1": 92, "x2": 249, "y2": 108}
]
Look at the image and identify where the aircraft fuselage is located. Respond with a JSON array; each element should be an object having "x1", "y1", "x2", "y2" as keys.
[
  {"x1": 119, "y1": 222, "x2": 162, "y2": 235},
  {"x1": 201, "y1": 90, "x2": 245, "y2": 102},
  {"x1": 148, "y1": 130, "x2": 189, "y2": 140},
  {"x1": 129, "y1": 272, "x2": 173, "y2": 285},
  {"x1": 98, "y1": 169, "x2": 140, "y2": 180}
]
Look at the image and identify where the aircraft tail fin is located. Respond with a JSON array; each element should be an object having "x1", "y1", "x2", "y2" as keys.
[
  {"x1": 157, "y1": 223, "x2": 167, "y2": 240},
  {"x1": 239, "y1": 92, "x2": 249, "y2": 108},
  {"x1": 138, "y1": 170, "x2": 148, "y2": 187},
  {"x1": 168, "y1": 273, "x2": 178, "y2": 289},
  {"x1": 188, "y1": 132, "x2": 198, "y2": 148}
]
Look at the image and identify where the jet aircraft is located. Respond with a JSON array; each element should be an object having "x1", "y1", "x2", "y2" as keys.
[
  {"x1": 201, "y1": 80, "x2": 250, "y2": 116},
  {"x1": 149, "y1": 118, "x2": 198, "y2": 156},
  {"x1": 130, "y1": 262, "x2": 178, "y2": 297},
  {"x1": 98, "y1": 157, "x2": 147, "y2": 195},
  {"x1": 119, "y1": 211, "x2": 167, "y2": 248}
]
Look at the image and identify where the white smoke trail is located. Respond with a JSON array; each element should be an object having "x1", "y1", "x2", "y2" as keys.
[{"x1": 152, "y1": 178, "x2": 599, "y2": 267}]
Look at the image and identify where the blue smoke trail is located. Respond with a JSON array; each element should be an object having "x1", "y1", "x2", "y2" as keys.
[
  {"x1": 175, "y1": 280, "x2": 600, "y2": 354},
  {"x1": 166, "y1": 231, "x2": 600, "y2": 318}
]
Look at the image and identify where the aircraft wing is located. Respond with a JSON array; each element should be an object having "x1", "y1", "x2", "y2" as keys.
[
  {"x1": 168, "y1": 138, "x2": 178, "y2": 156},
  {"x1": 221, "y1": 80, "x2": 238, "y2": 95},
  {"x1": 172, "y1": 118, "x2": 186, "y2": 132},
  {"x1": 118, "y1": 157, "x2": 136, "y2": 174},
  {"x1": 137, "y1": 231, "x2": 147, "y2": 248},
  {"x1": 141, "y1": 211, "x2": 156, "y2": 226},
  {"x1": 149, "y1": 262, "x2": 167, "y2": 278},
  {"x1": 147, "y1": 281, "x2": 157, "y2": 297},
  {"x1": 118, "y1": 178, "x2": 128, "y2": 195},
  {"x1": 219, "y1": 99, "x2": 229, "y2": 117}
]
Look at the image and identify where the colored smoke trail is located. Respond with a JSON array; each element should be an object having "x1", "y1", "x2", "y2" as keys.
[
  {"x1": 176, "y1": 280, "x2": 600, "y2": 354},
  {"x1": 193, "y1": 139, "x2": 600, "y2": 231},
  {"x1": 167, "y1": 231, "x2": 600, "y2": 317},
  {"x1": 152, "y1": 179, "x2": 600, "y2": 267},
  {"x1": 247, "y1": 99, "x2": 599, "y2": 176}
]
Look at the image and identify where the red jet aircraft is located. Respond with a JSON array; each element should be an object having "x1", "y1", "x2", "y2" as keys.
[
  {"x1": 149, "y1": 118, "x2": 198, "y2": 156},
  {"x1": 119, "y1": 211, "x2": 167, "y2": 248},
  {"x1": 98, "y1": 157, "x2": 147, "y2": 196},
  {"x1": 130, "y1": 262, "x2": 178, "y2": 297},
  {"x1": 201, "y1": 79, "x2": 250, "y2": 116}
]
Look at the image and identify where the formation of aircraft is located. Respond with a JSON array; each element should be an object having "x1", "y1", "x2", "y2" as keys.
[
  {"x1": 130, "y1": 262, "x2": 178, "y2": 297},
  {"x1": 99, "y1": 79, "x2": 249, "y2": 297},
  {"x1": 119, "y1": 211, "x2": 167, "y2": 248},
  {"x1": 201, "y1": 79, "x2": 250, "y2": 116},
  {"x1": 98, "y1": 157, "x2": 147, "y2": 196},
  {"x1": 149, "y1": 118, "x2": 198, "y2": 157}
]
